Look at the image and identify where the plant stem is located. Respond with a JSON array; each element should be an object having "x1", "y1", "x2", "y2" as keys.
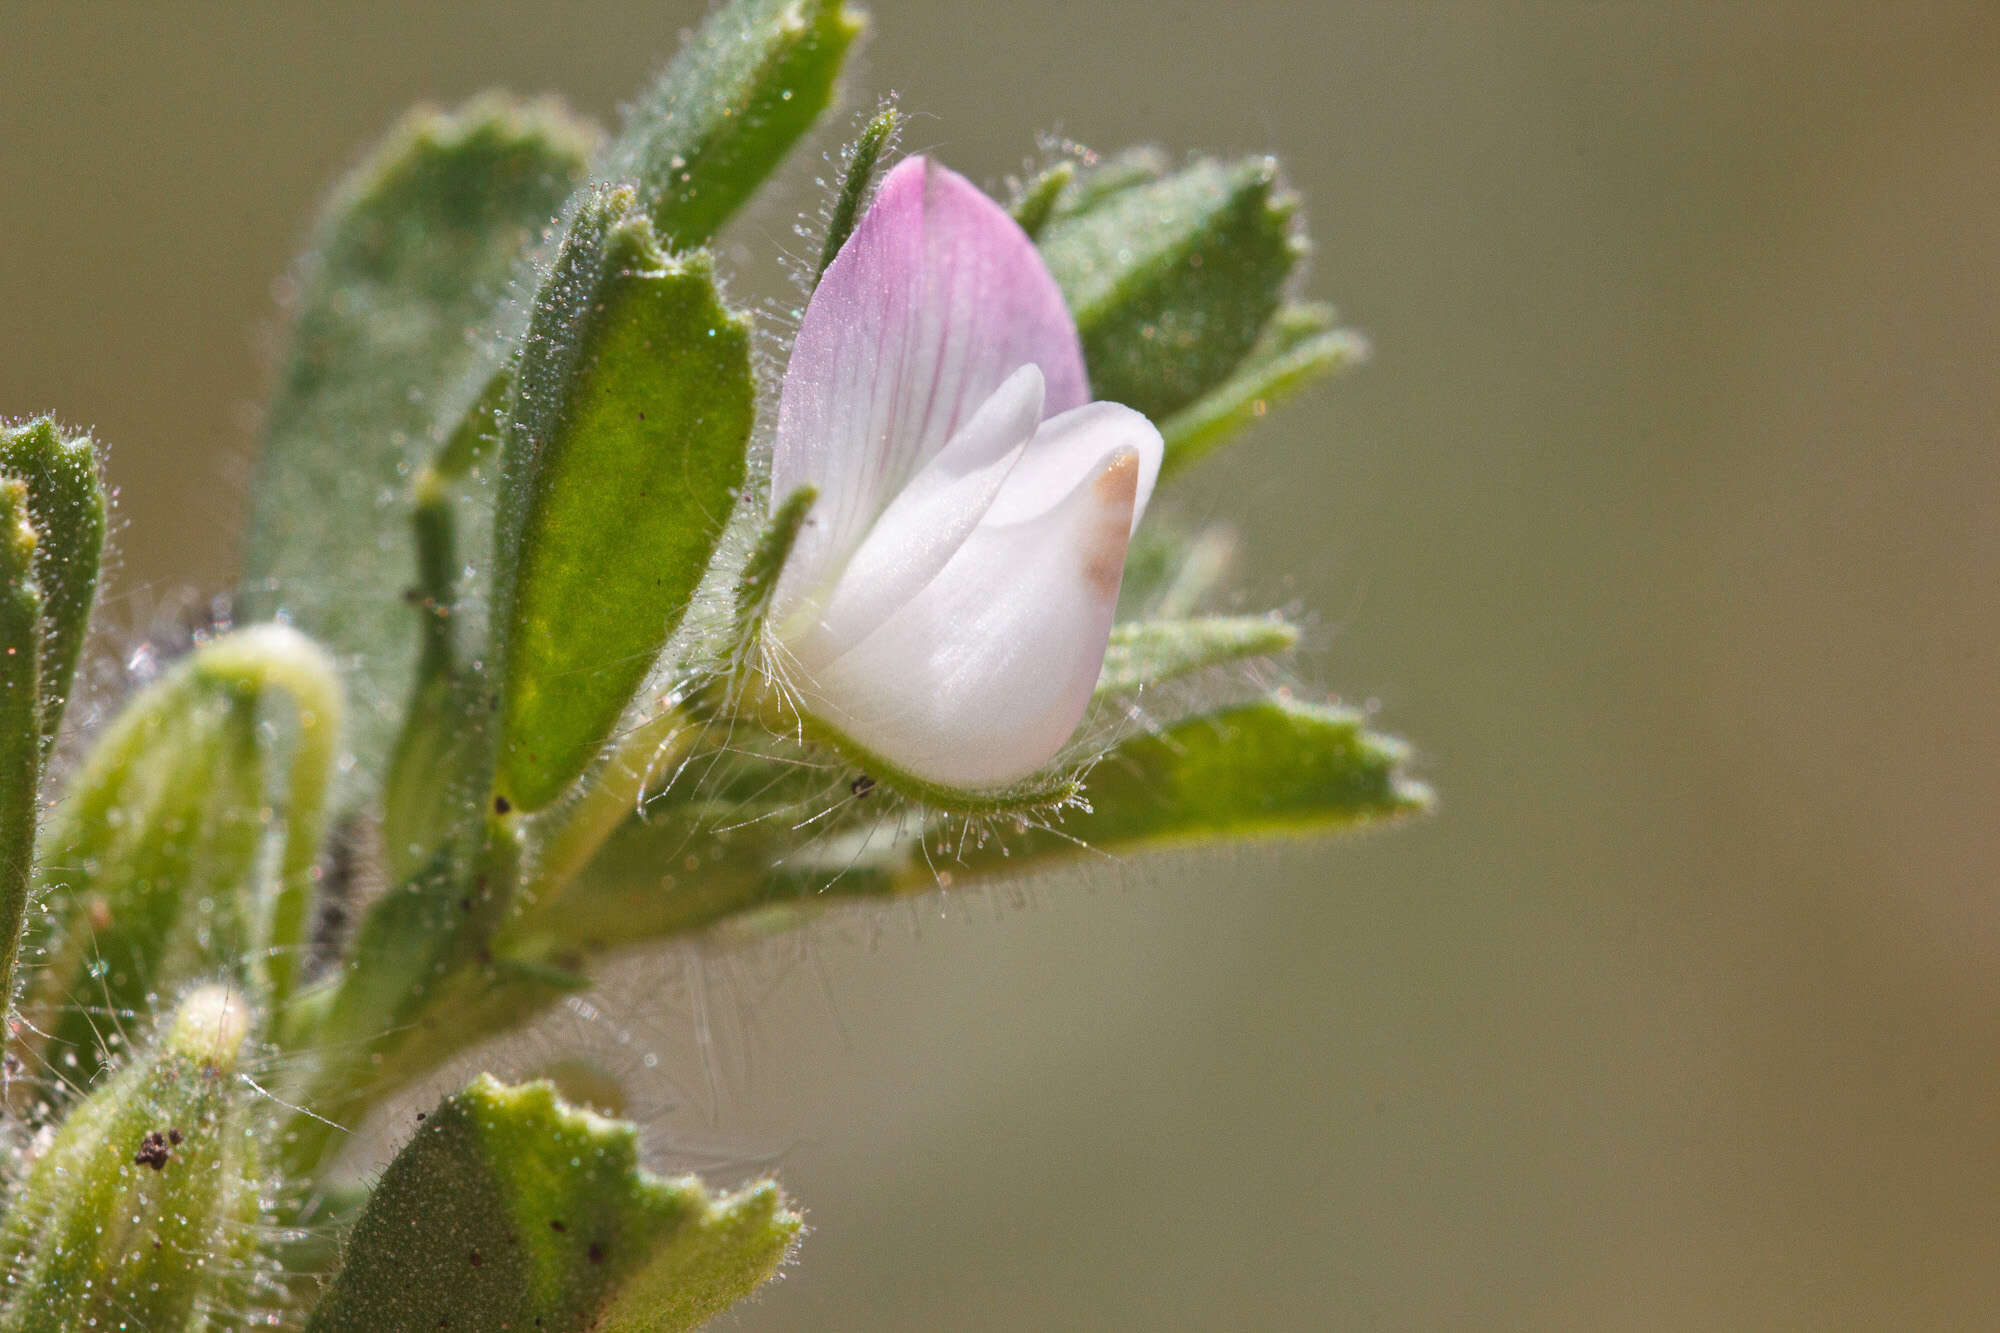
[{"x1": 520, "y1": 706, "x2": 695, "y2": 914}]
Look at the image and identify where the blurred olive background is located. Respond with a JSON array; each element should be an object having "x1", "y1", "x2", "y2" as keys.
[{"x1": 6, "y1": 3, "x2": 2000, "y2": 1328}]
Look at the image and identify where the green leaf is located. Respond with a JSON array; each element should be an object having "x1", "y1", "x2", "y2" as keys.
[
  {"x1": 491, "y1": 687, "x2": 1425, "y2": 958},
  {"x1": 492, "y1": 192, "x2": 756, "y2": 812},
  {"x1": 603, "y1": 0, "x2": 866, "y2": 250},
  {"x1": 1038, "y1": 155, "x2": 1304, "y2": 421},
  {"x1": 0, "y1": 417, "x2": 106, "y2": 748},
  {"x1": 0, "y1": 480, "x2": 43, "y2": 1042},
  {"x1": 549, "y1": 697, "x2": 1421, "y2": 934},
  {"x1": 1095, "y1": 615, "x2": 1299, "y2": 700},
  {"x1": 499, "y1": 706, "x2": 1425, "y2": 957},
  {"x1": 305, "y1": 1075, "x2": 801, "y2": 1333},
  {"x1": 22, "y1": 626, "x2": 341, "y2": 1082},
  {"x1": 1048, "y1": 696, "x2": 1426, "y2": 858},
  {"x1": 0, "y1": 986, "x2": 261, "y2": 1333},
  {"x1": 240, "y1": 96, "x2": 596, "y2": 784},
  {"x1": 1156, "y1": 302, "x2": 1367, "y2": 472}
]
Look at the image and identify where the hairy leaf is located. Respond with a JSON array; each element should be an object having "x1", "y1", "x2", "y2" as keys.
[
  {"x1": 1048, "y1": 696, "x2": 1426, "y2": 858},
  {"x1": 492, "y1": 192, "x2": 755, "y2": 812},
  {"x1": 1095, "y1": 615, "x2": 1300, "y2": 699},
  {"x1": 1039, "y1": 155, "x2": 1303, "y2": 422},
  {"x1": 500, "y1": 699, "x2": 1421, "y2": 958},
  {"x1": 603, "y1": 0, "x2": 866, "y2": 249},
  {"x1": 306, "y1": 1076, "x2": 800, "y2": 1333},
  {"x1": 240, "y1": 97, "x2": 595, "y2": 783}
]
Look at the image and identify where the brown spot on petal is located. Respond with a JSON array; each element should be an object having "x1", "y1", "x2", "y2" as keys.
[
  {"x1": 1081, "y1": 452, "x2": 1139, "y2": 598},
  {"x1": 1093, "y1": 449, "x2": 1139, "y2": 507}
]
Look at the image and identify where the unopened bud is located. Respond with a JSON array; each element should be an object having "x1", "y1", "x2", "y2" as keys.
[{"x1": 0, "y1": 986, "x2": 263, "y2": 1332}]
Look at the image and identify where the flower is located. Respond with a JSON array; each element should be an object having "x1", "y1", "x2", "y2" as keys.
[{"x1": 767, "y1": 156, "x2": 1163, "y2": 792}]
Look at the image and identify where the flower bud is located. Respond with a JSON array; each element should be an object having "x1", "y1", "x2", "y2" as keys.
[
  {"x1": 0, "y1": 417, "x2": 106, "y2": 750},
  {"x1": 0, "y1": 986, "x2": 262, "y2": 1332},
  {"x1": 21, "y1": 626, "x2": 339, "y2": 1085}
]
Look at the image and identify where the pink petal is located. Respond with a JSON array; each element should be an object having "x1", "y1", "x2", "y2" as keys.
[
  {"x1": 771, "y1": 156, "x2": 1090, "y2": 613},
  {"x1": 783, "y1": 364, "x2": 1045, "y2": 670}
]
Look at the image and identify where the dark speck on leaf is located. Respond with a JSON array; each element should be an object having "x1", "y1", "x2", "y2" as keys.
[
  {"x1": 492, "y1": 794, "x2": 512, "y2": 815},
  {"x1": 587, "y1": 1242, "x2": 604, "y2": 1264},
  {"x1": 850, "y1": 774, "x2": 876, "y2": 797},
  {"x1": 469, "y1": 1249, "x2": 482, "y2": 1267},
  {"x1": 167, "y1": 1127, "x2": 183, "y2": 1145},
  {"x1": 549, "y1": 1219, "x2": 566, "y2": 1232},
  {"x1": 134, "y1": 1130, "x2": 171, "y2": 1170}
]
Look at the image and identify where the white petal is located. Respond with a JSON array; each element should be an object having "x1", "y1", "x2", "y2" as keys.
[
  {"x1": 771, "y1": 157, "x2": 1090, "y2": 604},
  {"x1": 983, "y1": 401, "x2": 1163, "y2": 535},
  {"x1": 802, "y1": 446, "x2": 1146, "y2": 790},
  {"x1": 783, "y1": 365, "x2": 1045, "y2": 667}
]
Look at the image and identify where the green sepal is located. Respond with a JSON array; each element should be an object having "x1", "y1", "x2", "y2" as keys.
[
  {"x1": 491, "y1": 191, "x2": 755, "y2": 812},
  {"x1": 1156, "y1": 302, "x2": 1367, "y2": 473},
  {"x1": 0, "y1": 987, "x2": 262, "y2": 1333},
  {"x1": 732, "y1": 485, "x2": 816, "y2": 657},
  {"x1": 22, "y1": 626, "x2": 341, "y2": 1081},
  {"x1": 602, "y1": 0, "x2": 866, "y2": 250},
  {"x1": 240, "y1": 96, "x2": 596, "y2": 784},
  {"x1": 0, "y1": 417, "x2": 106, "y2": 748},
  {"x1": 0, "y1": 481, "x2": 43, "y2": 1041},
  {"x1": 815, "y1": 106, "x2": 899, "y2": 284},
  {"x1": 1038, "y1": 155, "x2": 1304, "y2": 421},
  {"x1": 305, "y1": 1075, "x2": 801, "y2": 1333},
  {"x1": 1094, "y1": 615, "x2": 1300, "y2": 699},
  {"x1": 1046, "y1": 146, "x2": 1171, "y2": 219},
  {"x1": 1008, "y1": 160, "x2": 1076, "y2": 238}
]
